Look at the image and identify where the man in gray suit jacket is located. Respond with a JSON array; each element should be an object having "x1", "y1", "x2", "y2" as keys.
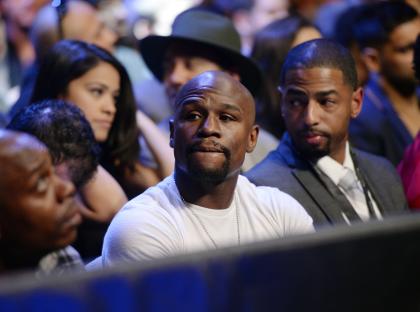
[{"x1": 246, "y1": 39, "x2": 408, "y2": 227}]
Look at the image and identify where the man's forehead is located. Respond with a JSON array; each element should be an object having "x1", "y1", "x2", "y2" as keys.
[
  {"x1": 0, "y1": 133, "x2": 48, "y2": 172},
  {"x1": 195, "y1": 71, "x2": 243, "y2": 90},
  {"x1": 177, "y1": 72, "x2": 248, "y2": 103},
  {"x1": 283, "y1": 67, "x2": 346, "y2": 87}
]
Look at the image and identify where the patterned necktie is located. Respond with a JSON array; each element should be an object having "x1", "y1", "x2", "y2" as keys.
[{"x1": 338, "y1": 168, "x2": 370, "y2": 219}]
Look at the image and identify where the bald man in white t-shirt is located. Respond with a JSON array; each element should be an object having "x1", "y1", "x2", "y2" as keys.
[{"x1": 102, "y1": 71, "x2": 313, "y2": 265}]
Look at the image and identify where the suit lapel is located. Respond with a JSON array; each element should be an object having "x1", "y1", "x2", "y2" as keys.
[
  {"x1": 292, "y1": 169, "x2": 347, "y2": 224},
  {"x1": 279, "y1": 134, "x2": 360, "y2": 224}
]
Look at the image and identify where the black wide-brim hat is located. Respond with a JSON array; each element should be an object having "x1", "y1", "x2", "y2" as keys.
[{"x1": 139, "y1": 10, "x2": 262, "y2": 96}]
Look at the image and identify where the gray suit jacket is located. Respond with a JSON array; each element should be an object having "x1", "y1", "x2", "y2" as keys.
[{"x1": 245, "y1": 133, "x2": 408, "y2": 227}]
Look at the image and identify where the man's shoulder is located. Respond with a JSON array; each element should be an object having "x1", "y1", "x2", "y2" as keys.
[
  {"x1": 237, "y1": 176, "x2": 314, "y2": 233},
  {"x1": 353, "y1": 148, "x2": 396, "y2": 172},
  {"x1": 245, "y1": 146, "x2": 298, "y2": 188},
  {"x1": 353, "y1": 148, "x2": 404, "y2": 190},
  {"x1": 237, "y1": 175, "x2": 299, "y2": 204},
  {"x1": 37, "y1": 246, "x2": 84, "y2": 276},
  {"x1": 120, "y1": 175, "x2": 179, "y2": 217}
]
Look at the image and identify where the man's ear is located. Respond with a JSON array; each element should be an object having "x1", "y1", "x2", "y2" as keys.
[
  {"x1": 350, "y1": 87, "x2": 364, "y2": 119},
  {"x1": 277, "y1": 86, "x2": 286, "y2": 118},
  {"x1": 169, "y1": 118, "x2": 175, "y2": 148},
  {"x1": 228, "y1": 71, "x2": 241, "y2": 82},
  {"x1": 361, "y1": 47, "x2": 380, "y2": 73},
  {"x1": 246, "y1": 125, "x2": 259, "y2": 153}
]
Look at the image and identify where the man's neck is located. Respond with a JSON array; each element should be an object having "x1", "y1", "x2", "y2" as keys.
[
  {"x1": 380, "y1": 77, "x2": 420, "y2": 137},
  {"x1": 174, "y1": 170, "x2": 239, "y2": 209},
  {"x1": 380, "y1": 76, "x2": 417, "y2": 102}
]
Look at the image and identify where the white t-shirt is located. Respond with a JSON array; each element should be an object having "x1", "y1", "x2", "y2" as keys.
[{"x1": 102, "y1": 175, "x2": 313, "y2": 266}]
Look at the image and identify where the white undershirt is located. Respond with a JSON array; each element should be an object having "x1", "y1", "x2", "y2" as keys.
[
  {"x1": 102, "y1": 175, "x2": 314, "y2": 265},
  {"x1": 315, "y1": 143, "x2": 381, "y2": 222}
]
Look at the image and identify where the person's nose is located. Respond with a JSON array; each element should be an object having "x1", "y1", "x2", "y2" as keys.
[
  {"x1": 303, "y1": 100, "x2": 320, "y2": 127},
  {"x1": 198, "y1": 114, "x2": 221, "y2": 138},
  {"x1": 102, "y1": 95, "x2": 117, "y2": 117}
]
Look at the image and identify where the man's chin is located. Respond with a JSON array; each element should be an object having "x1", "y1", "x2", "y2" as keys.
[
  {"x1": 297, "y1": 145, "x2": 329, "y2": 160},
  {"x1": 186, "y1": 162, "x2": 229, "y2": 184},
  {"x1": 193, "y1": 168, "x2": 228, "y2": 183}
]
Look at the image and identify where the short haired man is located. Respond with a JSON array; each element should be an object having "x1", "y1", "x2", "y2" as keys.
[
  {"x1": 0, "y1": 130, "x2": 82, "y2": 275},
  {"x1": 138, "y1": 9, "x2": 278, "y2": 172},
  {"x1": 246, "y1": 39, "x2": 408, "y2": 227},
  {"x1": 7, "y1": 99, "x2": 127, "y2": 259},
  {"x1": 102, "y1": 71, "x2": 313, "y2": 264},
  {"x1": 349, "y1": 1, "x2": 420, "y2": 165}
]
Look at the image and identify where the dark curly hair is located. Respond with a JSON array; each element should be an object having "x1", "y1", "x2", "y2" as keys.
[{"x1": 7, "y1": 99, "x2": 100, "y2": 189}]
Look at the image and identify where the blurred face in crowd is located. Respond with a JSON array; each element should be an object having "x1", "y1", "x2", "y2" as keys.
[
  {"x1": 249, "y1": 0, "x2": 290, "y2": 32},
  {"x1": 64, "y1": 61, "x2": 120, "y2": 142},
  {"x1": 378, "y1": 17, "x2": 420, "y2": 95},
  {"x1": 0, "y1": 131, "x2": 81, "y2": 252},
  {"x1": 1, "y1": 0, "x2": 48, "y2": 29},
  {"x1": 170, "y1": 71, "x2": 258, "y2": 183},
  {"x1": 61, "y1": 0, "x2": 117, "y2": 52},
  {"x1": 291, "y1": 27, "x2": 322, "y2": 48},
  {"x1": 163, "y1": 43, "x2": 225, "y2": 104},
  {"x1": 281, "y1": 67, "x2": 363, "y2": 164}
]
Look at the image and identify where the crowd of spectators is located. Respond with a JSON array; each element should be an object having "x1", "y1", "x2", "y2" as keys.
[{"x1": 0, "y1": 0, "x2": 419, "y2": 281}]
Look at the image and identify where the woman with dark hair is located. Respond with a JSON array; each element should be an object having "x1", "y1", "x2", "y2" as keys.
[
  {"x1": 251, "y1": 15, "x2": 321, "y2": 139},
  {"x1": 30, "y1": 39, "x2": 174, "y2": 199}
]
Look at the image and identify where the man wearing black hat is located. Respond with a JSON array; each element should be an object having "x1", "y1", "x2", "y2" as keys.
[{"x1": 137, "y1": 9, "x2": 278, "y2": 172}]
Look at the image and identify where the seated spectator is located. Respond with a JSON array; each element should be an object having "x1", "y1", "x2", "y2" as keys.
[
  {"x1": 7, "y1": 99, "x2": 127, "y2": 259},
  {"x1": 398, "y1": 34, "x2": 420, "y2": 209},
  {"x1": 246, "y1": 39, "x2": 408, "y2": 227},
  {"x1": 102, "y1": 71, "x2": 313, "y2": 265},
  {"x1": 349, "y1": 2, "x2": 420, "y2": 165},
  {"x1": 0, "y1": 129, "x2": 83, "y2": 276},
  {"x1": 28, "y1": 40, "x2": 174, "y2": 198}
]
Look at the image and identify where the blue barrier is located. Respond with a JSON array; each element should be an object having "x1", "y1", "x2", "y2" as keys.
[{"x1": 1, "y1": 213, "x2": 420, "y2": 311}]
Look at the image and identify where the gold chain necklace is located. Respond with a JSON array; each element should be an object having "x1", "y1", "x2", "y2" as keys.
[{"x1": 182, "y1": 196, "x2": 240, "y2": 249}]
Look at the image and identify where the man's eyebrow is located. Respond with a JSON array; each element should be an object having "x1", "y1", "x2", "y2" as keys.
[
  {"x1": 285, "y1": 89, "x2": 339, "y2": 97},
  {"x1": 221, "y1": 103, "x2": 242, "y2": 113},
  {"x1": 25, "y1": 157, "x2": 49, "y2": 187},
  {"x1": 284, "y1": 88, "x2": 306, "y2": 96},
  {"x1": 314, "y1": 90, "x2": 339, "y2": 97},
  {"x1": 27, "y1": 158, "x2": 48, "y2": 177}
]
